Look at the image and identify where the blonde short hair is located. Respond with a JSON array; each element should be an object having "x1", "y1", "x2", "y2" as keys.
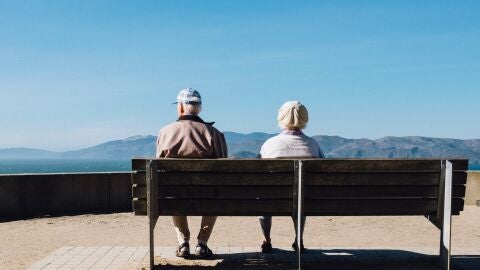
[{"x1": 277, "y1": 101, "x2": 309, "y2": 130}]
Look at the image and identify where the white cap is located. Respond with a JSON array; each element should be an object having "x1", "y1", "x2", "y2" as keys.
[{"x1": 173, "y1": 88, "x2": 202, "y2": 105}]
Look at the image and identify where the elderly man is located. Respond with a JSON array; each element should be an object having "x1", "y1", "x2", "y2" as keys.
[{"x1": 156, "y1": 88, "x2": 228, "y2": 258}]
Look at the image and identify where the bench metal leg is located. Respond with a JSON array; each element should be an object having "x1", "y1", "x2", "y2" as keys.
[
  {"x1": 147, "y1": 160, "x2": 159, "y2": 269},
  {"x1": 439, "y1": 160, "x2": 453, "y2": 270},
  {"x1": 293, "y1": 160, "x2": 304, "y2": 270},
  {"x1": 149, "y1": 216, "x2": 159, "y2": 269}
]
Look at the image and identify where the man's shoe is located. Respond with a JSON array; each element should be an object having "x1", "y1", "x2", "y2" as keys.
[
  {"x1": 195, "y1": 243, "x2": 213, "y2": 258},
  {"x1": 292, "y1": 241, "x2": 305, "y2": 253},
  {"x1": 261, "y1": 241, "x2": 272, "y2": 253},
  {"x1": 175, "y1": 242, "x2": 190, "y2": 257}
]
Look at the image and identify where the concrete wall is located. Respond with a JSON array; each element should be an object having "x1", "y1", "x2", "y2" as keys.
[
  {"x1": 466, "y1": 171, "x2": 480, "y2": 205},
  {"x1": 0, "y1": 172, "x2": 131, "y2": 220}
]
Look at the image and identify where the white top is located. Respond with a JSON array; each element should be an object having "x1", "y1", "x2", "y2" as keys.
[{"x1": 259, "y1": 130, "x2": 324, "y2": 158}]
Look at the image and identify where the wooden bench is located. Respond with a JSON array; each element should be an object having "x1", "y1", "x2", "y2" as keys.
[{"x1": 131, "y1": 158, "x2": 468, "y2": 270}]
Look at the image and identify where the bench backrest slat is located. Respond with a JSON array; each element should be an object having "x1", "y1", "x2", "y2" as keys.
[
  {"x1": 133, "y1": 172, "x2": 293, "y2": 186},
  {"x1": 304, "y1": 172, "x2": 467, "y2": 185},
  {"x1": 133, "y1": 159, "x2": 294, "y2": 172},
  {"x1": 134, "y1": 185, "x2": 293, "y2": 199},
  {"x1": 303, "y1": 185, "x2": 466, "y2": 199},
  {"x1": 301, "y1": 159, "x2": 468, "y2": 172},
  {"x1": 303, "y1": 198, "x2": 465, "y2": 216}
]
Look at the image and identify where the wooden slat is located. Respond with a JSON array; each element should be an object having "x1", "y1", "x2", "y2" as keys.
[
  {"x1": 155, "y1": 159, "x2": 294, "y2": 172},
  {"x1": 138, "y1": 158, "x2": 293, "y2": 172},
  {"x1": 131, "y1": 171, "x2": 146, "y2": 185},
  {"x1": 133, "y1": 172, "x2": 294, "y2": 186},
  {"x1": 304, "y1": 185, "x2": 466, "y2": 199},
  {"x1": 303, "y1": 159, "x2": 439, "y2": 172},
  {"x1": 305, "y1": 171, "x2": 467, "y2": 186},
  {"x1": 454, "y1": 172, "x2": 468, "y2": 185},
  {"x1": 449, "y1": 159, "x2": 469, "y2": 170},
  {"x1": 133, "y1": 185, "x2": 293, "y2": 199},
  {"x1": 303, "y1": 198, "x2": 464, "y2": 215},
  {"x1": 132, "y1": 184, "x2": 145, "y2": 198},
  {"x1": 133, "y1": 198, "x2": 464, "y2": 216},
  {"x1": 302, "y1": 159, "x2": 468, "y2": 172},
  {"x1": 132, "y1": 158, "x2": 149, "y2": 171},
  {"x1": 132, "y1": 198, "x2": 147, "y2": 215},
  {"x1": 157, "y1": 172, "x2": 293, "y2": 186}
]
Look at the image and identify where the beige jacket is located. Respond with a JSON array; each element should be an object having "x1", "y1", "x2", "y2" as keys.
[{"x1": 156, "y1": 115, "x2": 228, "y2": 158}]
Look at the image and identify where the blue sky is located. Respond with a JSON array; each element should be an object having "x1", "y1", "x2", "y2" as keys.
[{"x1": 1, "y1": 1, "x2": 479, "y2": 151}]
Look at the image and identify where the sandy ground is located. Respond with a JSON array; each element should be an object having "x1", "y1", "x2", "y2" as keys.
[{"x1": 1, "y1": 206, "x2": 479, "y2": 270}]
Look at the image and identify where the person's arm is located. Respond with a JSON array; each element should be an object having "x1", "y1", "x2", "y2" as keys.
[
  {"x1": 317, "y1": 142, "x2": 325, "y2": 158},
  {"x1": 219, "y1": 133, "x2": 228, "y2": 158},
  {"x1": 319, "y1": 148, "x2": 325, "y2": 158},
  {"x1": 156, "y1": 130, "x2": 167, "y2": 158},
  {"x1": 155, "y1": 134, "x2": 162, "y2": 158},
  {"x1": 214, "y1": 132, "x2": 228, "y2": 158},
  {"x1": 312, "y1": 138, "x2": 325, "y2": 158}
]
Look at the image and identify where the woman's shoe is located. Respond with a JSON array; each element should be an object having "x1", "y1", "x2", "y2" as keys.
[
  {"x1": 195, "y1": 243, "x2": 213, "y2": 258},
  {"x1": 261, "y1": 241, "x2": 272, "y2": 253},
  {"x1": 292, "y1": 241, "x2": 305, "y2": 253}
]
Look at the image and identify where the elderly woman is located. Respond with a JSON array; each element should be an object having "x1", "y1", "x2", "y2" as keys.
[{"x1": 258, "y1": 101, "x2": 325, "y2": 253}]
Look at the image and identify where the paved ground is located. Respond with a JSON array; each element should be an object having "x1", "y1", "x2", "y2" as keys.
[
  {"x1": 5, "y1": 207, "x2": 477, "y2": 270},
  {"x1": 28, "y1": 246, "x2": 480, "y2": 270}
]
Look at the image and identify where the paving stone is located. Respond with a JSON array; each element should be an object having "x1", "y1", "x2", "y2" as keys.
[
  {"x1": 52, "y1": 246, "x2": 74, "y2": 256},
  {"x1": 160, "y1": 246, "x2": 176, "y2": 259},
  {"x1": 42, "y1": 267, "x2": 59, "y2": 270},
  {"x1": 216, "y1": 246, "x2": 230, "y2": 260}
]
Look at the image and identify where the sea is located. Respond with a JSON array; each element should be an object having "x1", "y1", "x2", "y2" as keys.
[
  {"x1": 0, "y1": 159, "x2": 131, "y2": 174},
  {"x1": 0, "y1": 159, "x2": 479, "y2": 175},
  {"x1": 470, "y1": 164, "x2": 480, "y2": 171}
]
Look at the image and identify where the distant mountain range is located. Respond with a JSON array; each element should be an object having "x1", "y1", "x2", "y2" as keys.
[{"x1": 0, "y1": 132, "x2": 479, "y2": 165}]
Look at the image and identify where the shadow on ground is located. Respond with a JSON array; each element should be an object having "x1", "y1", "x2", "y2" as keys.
[{"x1": 151, "y1": 249, "x2": 480, "y2": 270}]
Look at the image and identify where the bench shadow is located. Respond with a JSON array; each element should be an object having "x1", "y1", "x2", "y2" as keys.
[{"x1": 152, "y1": 249, "x2": 480, "y2": 270}]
